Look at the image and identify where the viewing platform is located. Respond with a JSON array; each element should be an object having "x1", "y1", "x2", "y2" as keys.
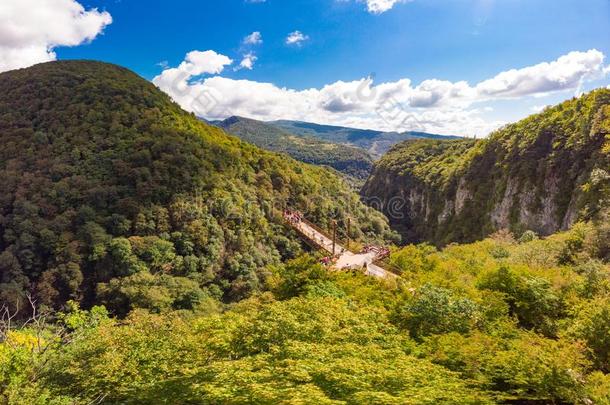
[{"x1": 283, "y1": 211, "x2": 398, "y2": 280}]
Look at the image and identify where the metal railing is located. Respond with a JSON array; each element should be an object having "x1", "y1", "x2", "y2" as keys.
[
  {"x1": 283, "y1": 217, "x2": 333, "y2": 253},
  {"x1": 281, "y1": 210, "x2": 404, "y2": 278}
]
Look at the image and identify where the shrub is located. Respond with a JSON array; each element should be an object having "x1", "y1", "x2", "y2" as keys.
[{"x1": 392, "y1": 284, "x2": 480, "y2": 339}]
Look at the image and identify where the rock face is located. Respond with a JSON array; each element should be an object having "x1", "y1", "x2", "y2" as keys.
[{"x1": 361, "y1": 89, "x2": 610, "y2": 245}]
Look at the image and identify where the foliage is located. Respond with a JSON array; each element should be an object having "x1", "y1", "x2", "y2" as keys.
[
  {"x1": 362, "y1": 88, "x2": 610, "y2": 245},
  {"x1": 26, "y1": 299, "x2": 489, "y2": 404},
  {"x1": 0, "y1": 61, "x2": 395, "y2": 313},
  {"x1": 217, "y1": 116, "x2": 374, "y2": 181},
  {"x1": 586, "y1": 372, "x2": 610, "y2": 404},
  {"x1": 392, "y1": 284, "x2": 480, "y2": 339},
  {"x1": 266, "y1": 255, "x2": 330, "y2": 299},
  {"x1": 388, "y1": 244, "x2": 439, "y2": 274},
  {"x1": 390, "y1": 222, "x2": 610, "y2": 402},
  {"x1": 0, "y1": 60, "x2": 608, "y2": 404},
  {"x1": 97, "y1": 272, "x2": 216, "y2": 316},
  {"x1": 0, "y1": 220, "x2": 609, "y2": 403},
  {"x1": 477, "y1": 265, "x2": 564, "y2": 335},
  {"x1": 420, "y1": 330, "x2": 590, "y2": 403},
  {"x1": 565, "y1": 297, "x2": 610, "y2": 371}
]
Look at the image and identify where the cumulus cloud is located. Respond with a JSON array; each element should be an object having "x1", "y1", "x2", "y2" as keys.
[
  {"x1": 0, "y1": 0, "x2": 112, "y2": 73},
  {"x1": 152, "y1": 50, "x2": 233, "y2": 111},
  {"x1": 476, "y1": 50, "x2": 607, "y2": 98},
  {"x1": 243, "y1": 31, "x2": 262, "y2": 45},
  {"x1": 153, "y1": 49, "x2": 608, "y2": 137},
  {"x1": 285, "y1": 31, "x2": 309, "y2": 46},
  {"x1": 237, "y1": 53, "x2": 258, "y2": 70},
  {"x1": 361, "y1": 0, "x2": 409, "y2": 14},
  {"x1": 155, "y1": 50, "x2": 232, "y2": 81},
  {"x1": 339, "y1": 0, "x2": 409, "y2": 14}
]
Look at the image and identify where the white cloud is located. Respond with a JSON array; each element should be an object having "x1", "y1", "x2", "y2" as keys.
[
  {"x1": 339, "y1": 0, "x2": 409, "y2": 14},
  {"x1": 155, "y1": 49, "x2": 232, "y2": 82},
  {"x1": 152, "y1": 50, "x2": 233, "y2": 107},
  {"x1": 153, "y1": 49, "x2": 609, "y2": 137},
  {"x1": 0, "y1": 0, "x2": 112, "y2": 73},
  {"x1": 182, "y1": 50, "x2": 233, "y2": 75},
  {"x1": 237, "y1": 53, "x2": 258, "y2": 70},
  {"x1": 407, "y1": 79, "x2": 475, "y2": 108},
  {"x1": 476, "y1": 50, "x2": 607, "y2": 98},
  {"x1": 243, "y1": 31, "x2": 262, "y2": 45},
  {"x1": 361, "y1": 0, "x2": 408, "y2": 14},
  {"x1": 285, "y1": 31, "x2": 309, "y2": 46}
]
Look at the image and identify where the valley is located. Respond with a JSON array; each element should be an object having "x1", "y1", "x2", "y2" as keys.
[
  {"x1": 0, "y1": 61, "x2": 610, "y2": 405},
  {"x1": 0, "y1": 15, "x2": 608, "y2": 403},
  {"x1": 215, "y1": 116, "x2": 374, "y2": 181}
]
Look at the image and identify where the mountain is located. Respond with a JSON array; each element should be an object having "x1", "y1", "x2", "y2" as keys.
[
  {"x1": 2, "y1": 64, "x2": 610, "y2": 405},
  {"x1": 0, "y1": 60, "x2": 396, "y2": 314},
  {"x1": 269, "y1": 119, "x2": 461, "y2": 159},
  {"x1": 361, "y1": 89, "x2": 610, "y2": 245},
  {"x1": 215, "y1": 116, "x2": 374, "y2": 180}
]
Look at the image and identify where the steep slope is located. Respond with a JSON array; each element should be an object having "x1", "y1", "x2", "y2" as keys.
[
  {"x1": 216, "y1": 116, "x2": 374, "y2": 180},
  {"x1": 362, "y1": 89, "x2": 610, "y2": 245},
  {"x1": 0, "y1": 60, "x2": 395, "y2": 312},
  {"x1": 270, "y1": 119, "x2": 460, "y2": 159}
]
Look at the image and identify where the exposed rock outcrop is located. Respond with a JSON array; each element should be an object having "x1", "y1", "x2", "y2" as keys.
[{"x1": 362, "y1": 89, "x2": 610, "y2": 245}]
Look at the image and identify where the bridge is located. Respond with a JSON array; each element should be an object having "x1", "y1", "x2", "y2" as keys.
[{"x1": 283, "y1": 211, "x2": 399, "y2": 280}]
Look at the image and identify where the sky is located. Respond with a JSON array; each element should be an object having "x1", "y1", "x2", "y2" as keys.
[{"x1": 1, "y1": 0, "x2": 609, "y2": 136}]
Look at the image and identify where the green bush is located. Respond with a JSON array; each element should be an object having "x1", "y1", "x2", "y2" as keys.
[{"x1": 392, "y1": 284, "x2": 480, "y2": 339}]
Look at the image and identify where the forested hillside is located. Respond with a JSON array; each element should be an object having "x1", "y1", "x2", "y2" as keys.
[
  {"x1": 2, "y1": 220, "x2": 609, "y2": 403},
  {"x1": 362, "y1": 89, "x2": 610, "y2": 245},
  {"x1": 1, "y1": 61, "x2": 608, "y2": 405},
  {"x1": 270, "y1": 119, "x2": 460, "y2": 158},
  {"x1": 0, "y1": 61, "x2": 396, "y2": 315},
  {"x1": 216, "y1": 116, "x2": 374, "y2": 180}
]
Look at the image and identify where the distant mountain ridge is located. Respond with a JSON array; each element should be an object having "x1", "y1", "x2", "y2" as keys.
[
  {"x1": 215, "y1": 116, "x2": 374, "y2": 180},
  {"x1": 269, "y1": 120, "x2": 461, "y2": 159}
]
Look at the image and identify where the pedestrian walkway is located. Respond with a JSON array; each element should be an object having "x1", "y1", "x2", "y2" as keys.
[{"x1": 283, "y1": 211, "x2": 398, "y2": 280}]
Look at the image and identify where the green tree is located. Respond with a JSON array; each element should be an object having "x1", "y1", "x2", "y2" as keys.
[
  {"x1": 392, "y1": 284, "x2": 480, "y2": 339},
  {"x1": 565, "y1": 297, "x2": 610, "y2": 372}
]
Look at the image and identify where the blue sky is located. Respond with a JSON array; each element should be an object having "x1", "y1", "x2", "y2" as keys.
[{"x1": 2, "y1": 0, "x2": 609, "y2": 135}]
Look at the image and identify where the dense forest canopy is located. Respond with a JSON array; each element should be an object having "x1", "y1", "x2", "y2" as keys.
[
  {"x1": 0, "y1": 60, "x2": 397, "y2": 315},
  {"x1": 216, "y1": 116, "x2": 374, "y2": 181},
  {"x1": 2, "y1": 220, "x2": 609, "y2": 403}
]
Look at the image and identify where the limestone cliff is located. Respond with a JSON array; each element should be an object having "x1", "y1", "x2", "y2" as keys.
[{"x1": 361, "y1": 88, "x2": 610, "y2": 245}]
